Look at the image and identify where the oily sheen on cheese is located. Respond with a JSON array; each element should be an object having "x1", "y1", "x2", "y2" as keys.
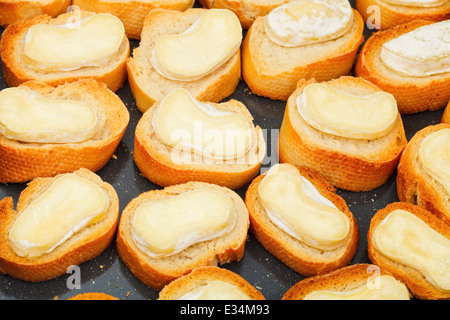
[
  {"x1": 382, "y1": 0, "x2": 448, "y2": 7},
  {"x1": 380, "y1": 20, "x2": 450, "y2": 77},
  {"x1": 264, "y1": 0, "x2": 353, "y2": 47},
  {"x1": 131, "y1": 189, "x2": 236, "y2": 258},
  {"x1": 0, "y1": 87, "x2": 97, "y2": 143},
  {"x1": 23, "y1": 13, "x2": 125, "y2": 72},
  {"x1": 9, "y1": 174, "x2": 110, "y2": 258},
  {"x1": 372, "y1": 210, "x2": 450, "y2": 293},
  {"x1": 179, "y1": 281, "x2": 252, "y2": 300},
  {"x1": 297, "y1": 83, "x2": 398, "y2": 140},
  {"x1": 151, "y1": 9, "x2": 242, "y2": 81},
  {"x1": 258, "y1": 164, "x2": 350, "y2": 250}
]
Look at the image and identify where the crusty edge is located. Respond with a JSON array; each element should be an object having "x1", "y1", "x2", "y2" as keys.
[
  {"x1": 442, "y1": 101, "x2": 450, "y2": 124},
  {"x1": 67, "y1": 292, "x2": 119, "y2": 300}
]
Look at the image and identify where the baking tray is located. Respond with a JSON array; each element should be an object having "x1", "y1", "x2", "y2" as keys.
[{"x1": 0, "y1": 1, "x2": 445, "y2": 301}]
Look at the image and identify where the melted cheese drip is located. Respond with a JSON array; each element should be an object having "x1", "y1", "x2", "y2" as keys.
[
  {"x1": 258, "y1": 164, "x2": 350, "y2": 250},
  {"x1": 9, "y1": 174, "x2": 110, "y2": 258},
  {"x1": 382, "y1": 0, "x2": 448, "y2": 7},
  {"x1": 23, "y1": 13, "x2": 125, "y2": 72},
  {"x1": 179, "y1": 281, "x2": 252, "y2": 300},
  {"x1": 0, "y1": 86, "x2": 97, "y2": 143},
  {"x1": 372, "y1": 210, "x2": 450, "y2": 293},
  {"x1": 131, "y1": 189, "x2": 236, "y2": 258},
  {"x1": 297, "y1": 83, "x2": 398, "y2": 140},
  {"x1": 151, "y1": 9, "x2": 242, "y2": 81}
]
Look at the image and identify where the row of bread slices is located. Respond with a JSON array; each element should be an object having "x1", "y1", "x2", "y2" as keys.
[{"x1": 0, "y1": 1, "x2": 449, "y2": 117}]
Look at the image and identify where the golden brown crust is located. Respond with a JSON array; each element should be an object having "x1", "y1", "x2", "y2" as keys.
[
  {"x1": 355, "y1": 20, "x2": 450, "y2": 114},
  {"x1": 68, "y1": 292, "x2": 119, "y2": 300},
  {"x1": 0, "y1": 79, "x2": 130, "y2": 184},
  {"x1": 245, "y1": 165, "x2": 359, "y2": 277},
  {"x1": 0, "y1": 169, "x2": 120, "y2": 282},
  {"x1": 367, "y1": 202, "x2": 450, "y2": 300},
  {"x1": 442, "y1": 100, "x2": 450, "y2": 124}
]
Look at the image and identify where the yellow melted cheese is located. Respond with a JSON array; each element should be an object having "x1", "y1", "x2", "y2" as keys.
[{"x1": 179, "y1": 281, "x2": 252, "y2": 300}]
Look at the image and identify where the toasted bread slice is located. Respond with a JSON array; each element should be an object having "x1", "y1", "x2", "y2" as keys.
[
  {"x1": 126, "y1": 8, "x2": 242, "y2": 113},
  {"x1": 0, "y1": 168, "x2": 120, "y2": 282},
  {"x1": 245, "y1": 164, "x2": 359, "y2": 277},
  {"x1": 282, "y1": 263, "x2": 411, "y2": 300},
  {"x1": 355, "y1": 20, "x2": 450, "y2": 114},
  {"x1": 116, "y1": 181, "x2": 249, "y2": 290},
  {"x1": 278, "y1": 76, "x2": 407, "y2": 192},
  {"x1": 158, "y1": 266, "x2": 265, "y2": 300},
  {"x1": 397, "y1": 124, "x2": 450, "y2": 225},
  {"x1": 367, "y1": 202, "x2": 450, "y2": 300},
  {"x1": 0, "y1": 0, "x2": 71, "y2": 27},
  {"x1": 442, "y1": 100, "x2": 450, "y2": 124},
  {"x1": 0, "y1": 10, "x2": 130, "y2": 92},
  {"x1": 241, "y1": 7, "x2": 364, "y2": 101},
  {"x1": 0, "y1": 79, "x2": 130, "y2": 184},
  {"x1": 72, "y1": 0, "x2": 195, "y2": 40},
  {"x1": 356, "y1": 0, "x2": 450, "y2": 30},
  {"x1": 68, "y1": 292, "x2": 119, "y2": 300}
]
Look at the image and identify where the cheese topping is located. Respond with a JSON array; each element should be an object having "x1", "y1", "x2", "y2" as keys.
[
  {"x1": 179, "y1": 281, "x2": 252, "y2": 300},
  {"x1": 9, "y1": 174, "x2": 110, "y2": 258},
  {"x1": 131, "y1": 189, "x2": 236, "y2": 258},
  {"x1": 380, "y1": 20, "x2": 450, "y2": 77},
  {"x1": 418, "y1": 128, "x2": 450, "y2": 196},
  {"x1": 0, "y1": 87, "x2": 97, "y2": 143},
  {"x1": 23, "y1": 13, "x2": 125, "y2": 72},
  {"x1": 258, "y1": 164, "x2": 350, "y2": 250},
  {"x1": 151, "y1": 9, "x2": 242, "y2": 81},
  {"x1": 153, "y1": 88, "x2": 253, "y2": 160},
  {"x1": 372, "y1": 210, "x2": 450, "y2": 293},
  {"x1": 382, "y1": 0, "x2": 448, "y2": 7},
  {"x1": 303, "y1": 275, "x2": 410, "y2": 300},
  {"x1": 264, "y1": 0, "x2": 353, "y2": 47},
  {"x1": 297, "y1": 83, "x2": 398, "y2": 140}
]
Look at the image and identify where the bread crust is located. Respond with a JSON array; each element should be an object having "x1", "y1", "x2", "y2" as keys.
[
  {"x1": 0, "y1": 168, "x2": 120, "y2": 282},
  {"x1": 355, "y1": 20, "x2": 450, "y2": 114},
  {"x1": 278, "y1": 76, "x2": 407, "y2": 192},
  {"x1": 367, "y1": 202, "x2": 450, "y2": 300},
  {"x1": 241, "y1": 9, "x2": 364, "y2": 101},
  {"x1": 396, "y1": 124, "x2": 450, "y2": 225},
  {"x1": 116, "y1": 181, "x2": 249, "y2": 290},
  {"x1": 0, "y1": 11, "x2": 130, "y2": 92},
  {"x1": 442, "y1": 100, "x2": 450, "y2": 124},
  {"x1": 68, "y1": 292, "x2": 119, "y2": 300},
  {"x1": 245, "y1": 165, "x2": 359, "y2": 277},
  {"x1": 0, "y1": 79, "x2": 130, "y2": 184},
  {"x1": 158, "y1": 266, "x2": 266, "y2": 300}
]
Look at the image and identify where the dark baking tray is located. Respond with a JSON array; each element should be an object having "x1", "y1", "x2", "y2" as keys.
[{"x1": 0, "y1": 1, "x2": 445, "y2": 301}]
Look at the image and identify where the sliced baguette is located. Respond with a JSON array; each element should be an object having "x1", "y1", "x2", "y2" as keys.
[
  {"x1": 0, "y1": 79, "x2": 130, "y2": 184},
  {"x1": 442, "y1": 100, "x2": 450, "y2": 124},
  {"x1": 133, "y1": 94, "x2": 266, "y2": 190},
  {"x1": 0, "y1": 0, "x2": 71, "y2": 27},
  {"x1": 241, "y1": 8, "x2": 364, "y2": 101},
  {"x1": 126, "y1": 8, "x2": 242, "y2": 113},
  {"x1": 396, "y1": 124, "x2": 450, "y2": 225},
  {"x1": 356, "y1": 0, "x2": 450, "y2": 30},
  {"x1": 158, "y1": 266, "x2": 266, "y2": 300},
  {"x1": 281, "y1": 263, "x2": 411, "y2": 300},
  {"x1": 355, "y1": 20, "x2": 450, "y2": 114},
  {"x1": 0, "y1": 10, "x2": 130, "y2": 92},
  {"x1": 245, "y1": 165, "x2": 359, "y2": 277},
  {"x1": 72, "y1": 0, "x2": 195, "y2": 40},
  {"x1": 116, "y1": 181, "x2": 249, "y2": 290},
  {"x1": 278, "y1": 76, "x2": 407, "y2": 192},
  {"x1": 367, "y1": 202, "x2": 450, "y2": 300},
  {"x1": 68, "y1": 292, "x2": 119, "y2": 300},
  {"x1": 0, "y1": 168, "x2": 120, "y2": 282}
]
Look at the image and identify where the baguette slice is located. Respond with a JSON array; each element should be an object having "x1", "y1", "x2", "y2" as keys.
[
  {"x1": 126, "y1": 8, "x2": 242, "y2": 113},
  {"x1": 282, "y1": 263, "x2": 411, "y2": 300},
  {"x1": 397, "y1": 124, "x2": 450, "y2": 225},
  {"x1": 245, "y1": 164, "x2": 359, "y2": 277},
  {"x1": 367, "y1": 202, "x2": 450, "y2": 300},
  {"x1": 355, "y1": 20, "x2": 450, "y2": 114},
  {"x1": 68, "y1": 293, "x2": 119, "y2": 300},
  {"x1": 158, "y1": 266, "x2": 265, "y2": 300},
  {"x1": 133, "y1": 92, "x2": 266, "y2": 190},
  {"x1": 241, "y1": 8, "x2": 364, "y2": 101},
  {"x1": 72, "y1": 0, "x2": 195, "y2": 40},
  {"x1": 0, "y1": 0, "x2": 71, "y2": 27},
  {"x1": 116, "y1": 181, "x2": 249, "y2": 290},
  {"x1": 0, "y1": 10, "x2": 130, "y2": 92},
  {"x1": 442, "y1": 100, "x2": 450, "y2": 124},
  {"x1": 278, "y1": 76, "x2": 407, "y2": 192},
  {"x1": 0, "y1": 168, "x2": 120, "y2": 282},
  {"x1": 0, "y1": 79, "x2": 130, "y2": 184}
]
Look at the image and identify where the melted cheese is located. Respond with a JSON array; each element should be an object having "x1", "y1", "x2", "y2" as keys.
[{"x1": 179, "y1": 281, "x2": 252, "y2": 300}]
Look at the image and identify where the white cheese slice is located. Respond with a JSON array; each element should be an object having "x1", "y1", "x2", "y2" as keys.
[{"x1": 179, "y1": 281, "x2": 252, "y2": 300}]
